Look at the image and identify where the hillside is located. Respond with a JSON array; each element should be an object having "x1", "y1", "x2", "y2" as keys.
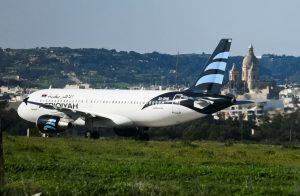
[
  {"x1": 3, "y1": 137, "x2": 300, "y2": 195},
  {"x1": 1, "y1": 47, "x2": 300, "y2": 88}
]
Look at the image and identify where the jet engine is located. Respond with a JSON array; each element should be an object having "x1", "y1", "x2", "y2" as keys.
[{"x1": 36, "y1": 115, "x2": 72, "y2": 134}]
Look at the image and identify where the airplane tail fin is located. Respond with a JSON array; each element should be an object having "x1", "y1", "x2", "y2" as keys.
[{"x1": 188, "y1": 39, "x2": 232, "y2": 94}]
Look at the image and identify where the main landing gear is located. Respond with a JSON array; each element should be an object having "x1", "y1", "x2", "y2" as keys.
[
  {"x1": 135, "y1": 127, "x2": 150, "y2": 141},
  {"x1": 85, "y1": 127, "x2": 150, "y2": 141},
  {"x1": 85, "y1": 130, "x2": 100, "y2": 139}
]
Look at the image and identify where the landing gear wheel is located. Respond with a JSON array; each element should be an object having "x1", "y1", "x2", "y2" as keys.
[
  {"x1": 91, "y1": 131, "x2": 100, "y2": 139},
  {"x1": 142, "y1": 133, "x2": 150, "y2": 141},
  {"x1": 135, "y1": 132, "x2": 150, "y2": 141},
  {"x1": 85, "y1": 131, "x2": 91, "y2": 138},
  {"x1": 85, "y1": 131, "x2": 100, "y2": 139}
]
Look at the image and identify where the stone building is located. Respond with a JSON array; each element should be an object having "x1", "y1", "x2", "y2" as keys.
[
  {"x1": 226, "y1": 44, "x2": 279, "y2": 98},
  {"x1": 229, "y1": 63, "x2": 239, "y2": 83},
  {"x1": 242, "y1": 44, "x2": 259, "y2": 91},
  {"x1": 228, "y1": 63, "x2": 240, "y2": 94},
  {"x1": 228, "y1": 44, "x2": 260, "y2": 93}
]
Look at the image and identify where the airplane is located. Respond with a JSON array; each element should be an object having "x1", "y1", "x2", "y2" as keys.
[{"x1": 17, "y1": 39, "x2": 250, "y2": 140}]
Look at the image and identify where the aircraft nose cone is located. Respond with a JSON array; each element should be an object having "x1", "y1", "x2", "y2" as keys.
[
  {"x1": 17, "y1": 102, "x2": 25, "y2": 119},
  {"x1": 17, "y1": 102, "x2": 34, "y2": 122},
  {"x1": 17, "y1": 98, "x2": 37, "y2": 123}
]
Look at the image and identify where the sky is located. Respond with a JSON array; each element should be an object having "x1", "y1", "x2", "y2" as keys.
[{"x1": 0, "y1": 0, "x2": 300, "y2": 56}]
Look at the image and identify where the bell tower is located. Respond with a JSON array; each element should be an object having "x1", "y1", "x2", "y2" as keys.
[{"x1": 242, "y1": 44, "x2": 259, "y2": 91}]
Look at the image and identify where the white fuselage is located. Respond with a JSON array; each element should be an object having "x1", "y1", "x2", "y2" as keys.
[{"x1": 18, "y1": 89, "x2": 205, "y2": 127}]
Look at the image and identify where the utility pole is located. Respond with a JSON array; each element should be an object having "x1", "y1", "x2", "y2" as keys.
[
  {"x1": 175, "y1": 52, "x2": 179, "y2": 89},
  {"x1": 0, "y1": 117, "x2": 4, "y2": 190},
  {"x1": 239, "y1": 113, "x2": 244, "y2": 141},
  {"x1": 289, "y1": 124, "x2": 292, "y2": 143}
]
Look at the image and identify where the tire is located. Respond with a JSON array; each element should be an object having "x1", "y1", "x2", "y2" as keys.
[
  {"x1": 91, "y1": 131, "x2": 100, "y2": 139},
  {"x1": 85, "y1": 131, "x2": 91, "y2": 138},
  {"x1": 142, "y1": 133, "x2": 150, "y2": 141},
  {"x1": 85, "y1": 131, "x2": 100, "y2": 139},
  {"x1": 135, "y1": 132, "x2": 150, "y2": 141}
]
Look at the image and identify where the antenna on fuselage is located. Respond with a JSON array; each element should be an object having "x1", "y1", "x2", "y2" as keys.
[{"x1": 49, "y1": 85, "x2": 52, "y2": 89}]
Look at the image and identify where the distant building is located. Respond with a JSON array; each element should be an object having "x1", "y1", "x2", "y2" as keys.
[
  {"x1": 213, "y1": 102, "x2": 265, "y2": 125},
  {"x1": 226, "y1": 44, "x2": 279, "y2": 98},
  {"x1": 0, "y1": 86, "x2": 9, "y2": 94},
  {"x1": 242, "y1": 44, "x2": 260, "y2": 91},
  {"x1": 129, "y1": 85, "x2": 145, "y2": 90},
  {"x1": 279, "y1": 85, "x2": 300, "y2": 109},
  {"x1": 215, "y1": 98, "x2": 285, "y2": 126},
  {"x1": 227, "y1": 44, "x2": 261, "y2": 94},
  {"x1": 24, "y1": 88, "x2": 39, "y2": 94},
  {"x1": 228, "y1": 63, "x2": 241, "y2": 94},
  {"x1": 64, "y1": 83, "x2": 90, "y2": 89},
  {"x1": 2, "y1": 75, "x2": 20, "y2": 81}
]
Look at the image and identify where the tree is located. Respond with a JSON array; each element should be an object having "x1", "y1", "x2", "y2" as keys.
[{"x1": 0, "y1": 117, "x2": 5, "y2": 190}]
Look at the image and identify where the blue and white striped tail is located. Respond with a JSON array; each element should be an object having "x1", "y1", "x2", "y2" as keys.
[{"x1": 190, "y1": 39, "x2": 232, "y2": 94}]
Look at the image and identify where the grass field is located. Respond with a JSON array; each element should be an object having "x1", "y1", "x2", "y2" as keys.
[{"x1": 2, "y1": 137, "x2": 300, "y2": 195}]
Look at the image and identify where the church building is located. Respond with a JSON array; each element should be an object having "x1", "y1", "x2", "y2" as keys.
[
  {"x1": 242, "y1": 44, "x2": 259, "y2": 91},
  {"x1": 228, "y1": 44, "x2": 260, "y2": 93}
]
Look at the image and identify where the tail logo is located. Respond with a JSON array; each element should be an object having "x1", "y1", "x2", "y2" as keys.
[
  {"x1": 191, "y1": 39, "x2": 232, "y2": 94},
  {"x1": 196, "y1": 74, "x2": 224, "y2": 86},
  {"x1": 213, "y1": 51, "x2": 229, "y2": 60},
  {"x1": 204, "y1": 62, "x2": 226, "y2": 71}
]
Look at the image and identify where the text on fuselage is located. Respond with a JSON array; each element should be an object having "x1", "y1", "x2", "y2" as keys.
[{"x1": 46, "y1": 102, "x2": 79, "y2": 109}]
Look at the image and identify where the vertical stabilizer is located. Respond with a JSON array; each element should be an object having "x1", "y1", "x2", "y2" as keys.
[{"x1": 189, "y1": 39, "x2": 232, "y2": 94}]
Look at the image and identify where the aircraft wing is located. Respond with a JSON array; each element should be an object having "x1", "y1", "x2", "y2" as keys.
[{"x1": 23, "y1": 98, "x2": 133, "y2": 127}]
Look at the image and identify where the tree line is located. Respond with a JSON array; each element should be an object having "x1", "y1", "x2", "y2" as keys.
[
  {"x1": 2, "y1": 47, "x2": 300, "y2": 89},
  {"x1": 149, "y1": 113, "x2": 300, "y2": 143}
]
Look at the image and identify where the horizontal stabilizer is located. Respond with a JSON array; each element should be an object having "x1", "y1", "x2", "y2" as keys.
[{"x1": 234, "y1": 100, "x2": 255, "y2": 105}]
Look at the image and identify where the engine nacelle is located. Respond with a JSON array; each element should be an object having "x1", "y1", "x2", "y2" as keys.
[
  {"x1": 37, "y1": 115, "x2": 72, "y2": 134},
  {"x1": 113, "y1": 127, "x2": 138, "y2": 137}
]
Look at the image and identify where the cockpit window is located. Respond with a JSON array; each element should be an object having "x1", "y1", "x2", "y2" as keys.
[{"x1": 174, "y1": 94, "x2": 187, "y2": 100}]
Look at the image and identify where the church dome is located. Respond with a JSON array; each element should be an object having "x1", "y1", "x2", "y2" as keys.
[
  {"x1": 249, "y1": 62, "x2": 254, "y2": 71},
  {"x1": 242, "y1": 44, "x2": 259, "y2": 69}
]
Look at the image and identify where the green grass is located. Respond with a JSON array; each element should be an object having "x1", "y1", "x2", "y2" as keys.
[{"x1": 2, "y1": 137, "x2": 300, "y2": 195}]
